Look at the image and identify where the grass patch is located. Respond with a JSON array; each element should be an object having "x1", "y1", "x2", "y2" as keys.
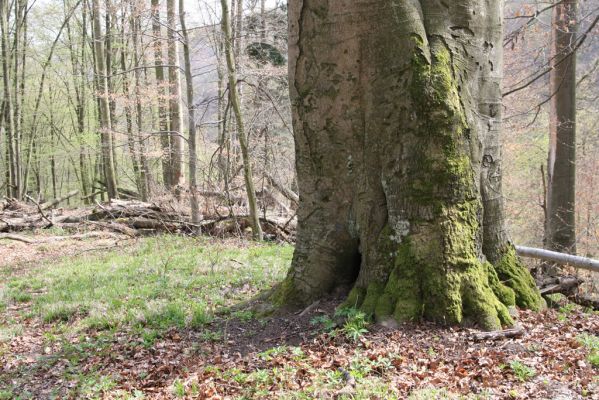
[
  {"x1": 577, "y1": 333, "x2": 599, "y2": 368},
  {"x1": 2, "y1": 236, "x2": 292, "y2": 337}
]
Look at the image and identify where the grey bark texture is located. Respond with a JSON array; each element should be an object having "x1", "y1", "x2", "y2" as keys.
[
  {"x1": 180, "y1": 0, "x2": 201, "y2": 224},
  {"x1": 91, "y1": 0, "x2": 117, "y2": 200},
  {"x1": 546, "y1": 0, "x2": 577, "y2": 255},
  {"x1": 274, "y1": 0, "x2": 543, "y2": 330},
  {"x1": 167, "y1": 0, "x2": 184, "y2": 191}
]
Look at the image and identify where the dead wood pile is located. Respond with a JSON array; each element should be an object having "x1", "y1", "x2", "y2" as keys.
[{"x1": 0, "y1": 196, "x2": 295, "y2": 242}]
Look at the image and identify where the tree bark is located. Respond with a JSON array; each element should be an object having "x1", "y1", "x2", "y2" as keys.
[
  {"x1": 151, "y1": 0, "x2": 172, "y2": 189},
  {"x1": 1, "y1": 0, "x2": 19, "y2": 199},
  {"x1": 166, "y1": 0, "x2": 184, "y2": 192},
  {"x1": 91, "y1": 0, "x2": 118, "y2": 200},
  {"x1": 131, "y1": 2, "x2": 150, "y2": 201},
  {"x1": 546, "y1": 0, "x2": 577, "y2": 255},
  {"x1": 179, "y1": 0, "x2": 201, "y2": 224},
  {"x1": 273, "y1": 0, "x2": 543, "y2": 330}
]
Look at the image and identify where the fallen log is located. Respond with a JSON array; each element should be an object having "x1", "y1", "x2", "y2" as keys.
[
  {"x1": 40, "y1": 190, "x2": 80, "y2": 210},
  {"x1": 539, "y1": 276, "x2": 583, "y2": 295},
  {"x1": 516, "y1": 246, "x2": 599, "y2": 273}
]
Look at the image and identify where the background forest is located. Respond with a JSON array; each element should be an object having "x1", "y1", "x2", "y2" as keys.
[{"x1": 0, "y1": 0, "x2": 597, "y2": 257}]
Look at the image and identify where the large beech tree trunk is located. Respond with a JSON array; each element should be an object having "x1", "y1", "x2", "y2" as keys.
[{"x1": 274, "y1": 0, "x2": 543, "y2": 330}]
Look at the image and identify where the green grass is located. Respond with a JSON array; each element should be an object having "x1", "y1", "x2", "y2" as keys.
[
  {"x1": 0, "y1": 236, "x2": 293, "y2": 398},
  {"x1": 577, "y1": 333, "x2": 599, "y2": 368},
  {"x1": 1, "y1": 236, "x2": 292, "y2": 336}
]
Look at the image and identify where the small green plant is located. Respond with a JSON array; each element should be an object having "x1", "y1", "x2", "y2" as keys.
[
  {"x1": 310, "y1": 314, "x2": 336, "y2": 331},
  {"x1": 190, "y1": 303, "x2": 212, "y2": 329},
  {"x1": 258, "y1": 346, "x2": 287, "y2": 361},
  {"x1": 509, "y1": 360, "x2": 536, "y2": 382},
  {"x1": 557, "y1": 302, "x2": 577, "y2": 321},
  {"x1": 232, "y1": 309, "x2": 255, "y2": 322},
  {"x1": 141, "y1": 329, "x2": 161, "y2": 348},
  {"x1": 200, "y1": 330, "x2": 222, "y2": 342},
  {"x1": 340, "y1": 309, "x2": 369, "y2": 342},
  {"x1": 248, "y1": 369, "x2": 271, "y2": 385},
  {"x1": 171, "y1": 379, "x2": 186, "y2": 398},
  {"x1": 577, "y1": 333, "x2": 599, "y2": 368}
]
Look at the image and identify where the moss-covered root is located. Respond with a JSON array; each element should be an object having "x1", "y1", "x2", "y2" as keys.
[
  {"x1": 493, "y1": 246, "x2": 545, "y2": 311},
  {"x1": 342, "y1": 249, "x2": 514, "y2": 331}
]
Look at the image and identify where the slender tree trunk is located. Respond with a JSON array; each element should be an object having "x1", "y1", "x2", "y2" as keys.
[
  {"x1": 546, "y1": 0, "x2": 578, "y2": 256},
  {"x1": 220, "y1": 0, "x2": 263, "y2": 241},
  {"x1": 151, "y1": 0, "x2": 172, "y2": 189},
  {"x1": 179, "y1": 0, "x2": 200, "y2": 223},
  {"x1": 66, "y1": 0, "x2": 91, "y2": 202},
  {"x1": 166, "y1": 0, "x2": 184, "y2": 192},
  {"x1": 0, "y1": 0, "x2": 18, "y2": 199},
  {"x1": 119, "y1": 8, "x2": 143, "y2": 198},
  {"x1": 131, "y1": 3, "x2": 150, "y2": 201},
  {"x1": 272, "y1": 0, "x2": 543, "y2": 330},
  {"x1": 91, "y1": 0, "x2": 118, "y2": 199}
]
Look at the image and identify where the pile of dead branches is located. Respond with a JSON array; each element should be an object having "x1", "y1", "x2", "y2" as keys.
[{"x1": 0, "y1": 194, "x2": 295, "y2": 242}]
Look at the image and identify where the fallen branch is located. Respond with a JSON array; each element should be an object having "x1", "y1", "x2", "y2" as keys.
[
  {"x1": 24, "y1": 194, "x2": 53, "y2": 227},
  {"x1": 264, "y1": 173, "x2": 299, "y2": 205},
  {"x1": 539, "y1": 276, "x2": 583, "y2": 295},
  {"x1": 516, "y1": 246, "x2": 599, "y2": 273},
  {"x1": 0, "y1": 233, "x2": 37, "y2": 244},
  {"x1": 470, "y1": 325, "x2": 524, "y2": 341}
]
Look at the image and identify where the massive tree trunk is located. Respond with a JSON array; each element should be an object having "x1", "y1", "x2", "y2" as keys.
[
  {"x1": 274, "y1": 0, "x2": 543, "y2": 330},
  {"x1": 546, "y1": 0, "x2": 577, "y2": 255}
]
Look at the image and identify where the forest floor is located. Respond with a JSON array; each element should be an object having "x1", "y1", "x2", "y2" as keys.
[{"x1": 0, "y1": 235, "x2": 598, "y2": 399}]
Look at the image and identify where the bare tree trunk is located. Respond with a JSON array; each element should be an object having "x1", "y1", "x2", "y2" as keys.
[
  {"x1": 91, "y1": 0, "x2": 117, "y2": 199},
  {"x1": 0, "y1": 0, "x2": 18, "y2": 199},
  {"x1": 131, "y1": 2, "x2": 150, "y2": 201},
  {"x1": 272, "y1": 0, "x2": 543, "y2": 330},
  {"x1": 220, "y1": 0, "x2": 263, "y2": 241},
  {"x1": 66, "y1": 0, "x2": 91, "y2": 203},
  {"x1": 119, "y1": 6, "x2": 143, "y2": 199},
  {"x1": 151, "y1": 0, "x2": 172, "y2": 189},
  {"x1": 166, "y1": 0, "x2": 184, "y2": 192},
  {"x1": 179, "y1": 0, "x2": 200, "y2": 223},
  {"x1": 546, "y1": 0, "x2": 578, "y2": 256}
]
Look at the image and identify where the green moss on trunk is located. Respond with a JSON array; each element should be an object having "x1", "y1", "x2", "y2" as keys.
[{"x1": 494, "y1": 247, "x2": 545, "y2": 311}]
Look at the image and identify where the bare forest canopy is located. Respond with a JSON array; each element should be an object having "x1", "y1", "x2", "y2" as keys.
[{"x1": 0, "y1": 0, "x2": 597, "y2": 262}]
